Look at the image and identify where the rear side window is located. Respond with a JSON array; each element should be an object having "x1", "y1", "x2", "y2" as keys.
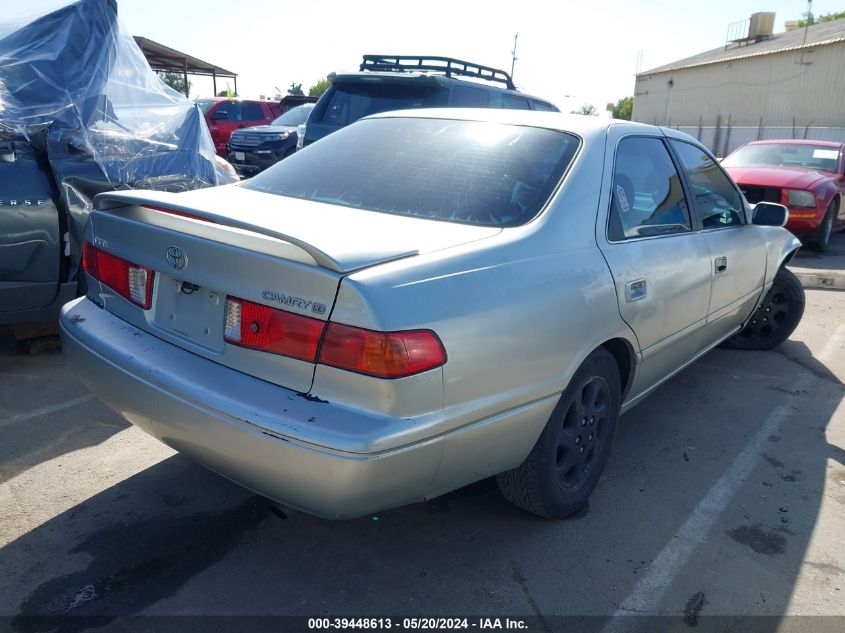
[
  {"x1": 241, "y1": 102, "x2": 265, "y2": 121},
  {"x1": 244, "y1": 117, "x2": 579, "y2": 227},
  {"x1": 530, "y1": 101, "x2": 557, "y2": 112},
  {"x1": 670, "y1": 140, "x2": 744, "y2": 228},
  {"x1": 608, "y1": 137, "x2": 691, "y2": 241},
  {"x1": 451, "y1": 85, "x2": 490, "y2": 107},
  {"x1": 214, "y1": 101, "x2": 241, "y2": 121},
  {"x1": 502, "y1": 95, "x2": 530, "y2": 110},
  {"x1": 316, "y1": 82, "x2": 446, "y2": 127}
]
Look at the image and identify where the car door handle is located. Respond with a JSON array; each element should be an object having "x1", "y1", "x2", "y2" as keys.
[
  {"x1": 714, "y1": 256, "x2": 728, "y2": 274},
  {"x1": 625, "y1": 279, "x2": 647, "y2": 302}
]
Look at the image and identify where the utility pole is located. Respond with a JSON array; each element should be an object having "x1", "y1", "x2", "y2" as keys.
[
  {"x1": 799, "y1": 0, "x2": 813, "y2": 65},
  {"x1": 510, "y1": 33, "x2": 519, "y2": 81}
]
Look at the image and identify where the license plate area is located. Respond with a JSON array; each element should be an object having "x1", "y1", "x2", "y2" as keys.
[
  {"x1": 153, "y1": 273, "x2": 225, "y2": 352},
  {"x1": 234, "y1": 151, "x2": 245, "y2": 161}
]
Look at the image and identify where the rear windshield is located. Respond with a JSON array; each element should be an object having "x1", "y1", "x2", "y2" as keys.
[
  {"x1": 723, "y1": 143, "x2": 841, "y2": 173},
  {"x1": 243, "y1": 117, "x2": 580, "y2": 227},
  {"x1": 314, "y1": 82, "x2": 447, "y2": 128}
]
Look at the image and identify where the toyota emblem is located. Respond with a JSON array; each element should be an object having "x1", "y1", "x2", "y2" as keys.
[{"x1": 166, "y1": 246, "x2": 188, "y2": 271}]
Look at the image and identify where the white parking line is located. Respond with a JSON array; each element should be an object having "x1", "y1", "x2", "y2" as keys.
[
  {"x1": 606, "y1": 324, "x2": 845, "y2": 622},
  {"x1": 0, "y1": 395, "x2": 93, "y2": 430}
]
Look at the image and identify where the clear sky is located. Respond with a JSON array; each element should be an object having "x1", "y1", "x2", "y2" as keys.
[{"x1": 11, "y1": 0, "x2": 843, "y2": 113}]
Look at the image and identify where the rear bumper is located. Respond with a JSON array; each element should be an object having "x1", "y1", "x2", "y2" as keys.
[{"x1": 59, "y1": 298, "x2": 444, "y2": 519}]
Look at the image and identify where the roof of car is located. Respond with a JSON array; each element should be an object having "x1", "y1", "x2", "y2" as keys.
[
  {"x1": 367, "y1": 108, "x2": 664, "y2": 139},
  {"x1": 331, "y1": 70, "x2": 554, "y2": 104}
]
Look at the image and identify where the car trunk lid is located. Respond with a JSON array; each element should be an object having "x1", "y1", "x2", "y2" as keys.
[{"x1": 88, "y1": 187, "x2": 499, "y2": 393}]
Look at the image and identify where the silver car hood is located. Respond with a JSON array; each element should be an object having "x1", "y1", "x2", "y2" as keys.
[{"x1": 95, "y1": 185, "x2": 501, "y2": 273}]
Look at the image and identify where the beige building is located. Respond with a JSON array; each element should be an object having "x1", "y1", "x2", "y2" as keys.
[{"x1": 632, "y1": 15, "x2": 845, "y2": 154}]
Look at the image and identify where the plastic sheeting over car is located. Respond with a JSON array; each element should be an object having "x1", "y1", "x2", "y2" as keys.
[{"x1": 0, "y1": 0, "x2": 236, "y2": 317}]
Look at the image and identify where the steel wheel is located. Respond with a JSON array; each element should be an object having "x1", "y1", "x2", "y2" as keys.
[
  {"x1": 556, "y1": 377, "x2": 610, "y2": 490},
  {"x1": 722, "y1": 267, "x2": 805, "y2": 351},
  {"x1": 735, "y1": 289, "x2": 790, "y2": 344},
  {"x1": 497, "y1": 348, "x2": 621, "y2": 518}
]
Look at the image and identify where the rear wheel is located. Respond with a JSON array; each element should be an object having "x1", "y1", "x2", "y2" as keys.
[
  {"x1": 497, "y1": 348, "x2": 621, "y2": 518},
  {"x1": 723, "y1": 267, "x2": 805, "y2": 351},
  {"x1": 807, "y1": 200, "x2": 836, "y2": 252}
]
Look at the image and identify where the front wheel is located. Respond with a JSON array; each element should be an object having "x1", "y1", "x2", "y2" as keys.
[
  {"x1": 497, "y1": 348, "x2": 621, "y2": 518},
  {"x1": 723, "y1": 267, "x2": 805, "y2": 351},
  {"x1": 807, "y1": 200, "x2": 836, "y2": 252}
]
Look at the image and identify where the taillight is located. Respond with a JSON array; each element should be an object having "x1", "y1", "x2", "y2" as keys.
[
  {"x1": 224, "y1": 296, "x2": 325, "y2": 362},
  {"x1": 223, "y1": 296, "x2": 447, "y2": 378},
  {"x1": 318, "y1": 323, "x2": 447, "y2": 379},
  {"x1": 83, "y1": 241, "x2": 154, "y2": 309}
]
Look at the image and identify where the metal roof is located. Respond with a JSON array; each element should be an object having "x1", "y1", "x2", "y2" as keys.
[
  {"x1": 133, "y1": 36, "x2": 237, "y2": 78},
  {"x1": 639, "y1": 18, "x2": 845, "y2": 77}
]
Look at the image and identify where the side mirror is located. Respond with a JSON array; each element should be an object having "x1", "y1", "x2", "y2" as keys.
[{"x1": 752, "y1": 202, "x2": 789, "y2": 227}]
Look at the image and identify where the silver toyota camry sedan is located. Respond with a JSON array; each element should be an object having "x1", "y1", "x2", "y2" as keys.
[{"x1": 60, "y1": 109, "x2": 804, "y2": 519}]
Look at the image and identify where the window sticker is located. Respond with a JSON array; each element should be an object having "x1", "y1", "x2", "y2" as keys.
[
  {"x1": 813, "y1": 149, "x2": 839, "y2": 160},
  {"x1": 616, "y1": 184, "x2": 630, "y2": 213}
]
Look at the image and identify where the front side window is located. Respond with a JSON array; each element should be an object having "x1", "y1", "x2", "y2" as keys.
[
  {"x1": 244, "y1": 117, "x2": 579, "y2": 227},
  {"x1": 671, "y1": 140, "x2": 744, "y2": 228},
  {"x1": 608, "y1": 137, "x2": 691, "y2": 241}
]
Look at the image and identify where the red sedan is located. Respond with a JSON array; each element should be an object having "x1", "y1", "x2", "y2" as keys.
[{"x1": 723, "y1": 140, "x2": 845, "y2": 251}]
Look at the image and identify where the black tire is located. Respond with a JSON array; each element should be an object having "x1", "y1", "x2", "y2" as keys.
[
  {"x1": 807, "y1": 200, "x2": 836, "y2": 252},
  {"x1": 723, "y1": 267, "x2": 805, "y2": 351},
  {"x1": 497, "y1": 348, "x2": 621, "y2": 518}
]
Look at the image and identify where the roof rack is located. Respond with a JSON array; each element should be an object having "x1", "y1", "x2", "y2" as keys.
[{"x1": 359, "y1": 55, "x2": 516, "y2": 90}]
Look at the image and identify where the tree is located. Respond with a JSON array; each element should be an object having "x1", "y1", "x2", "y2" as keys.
[
  {"x1": 611, "y1": 96, "x2": 633, "y2": 121},
  {"x1": 216, "y1": 83, "x2": 237, "y2": 98},
  {"x1": 798, "y1": 10, "x2": 845, "y2": 27},
  {"x1": 156, "y1": 70, "x2": 190, "y2": 96},
  {"x1": 571, "y1": 103, "x2": 599, "y2": 116},
  {"x1": 308, "y1": 77, "x2": 331, "y2": 98},
  {"x1": 288, "y1": 82, "x2": 304, "y2": 96}
]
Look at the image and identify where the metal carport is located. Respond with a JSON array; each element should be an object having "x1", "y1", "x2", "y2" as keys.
[{"x1": 134, "y1": 36, "x2": 237, "y2": 97}]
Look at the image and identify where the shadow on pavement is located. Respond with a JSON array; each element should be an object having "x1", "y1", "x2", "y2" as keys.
[{"x1": 0, "y1": 337, "x2": 842, "y2": 632}]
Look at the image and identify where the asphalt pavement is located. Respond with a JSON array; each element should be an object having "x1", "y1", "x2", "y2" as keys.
[{"x1": 0, "y1": 286, "x2": 843, "y2": 631}]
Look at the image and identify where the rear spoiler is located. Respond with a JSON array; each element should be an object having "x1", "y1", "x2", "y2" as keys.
[{"x1": 93, "y1": 190, "x2": 399, "y2": 273}]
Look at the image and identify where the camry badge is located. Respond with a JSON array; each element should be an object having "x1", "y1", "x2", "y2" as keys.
[{"x1": 166, "y1": 246, "x2": 188, "y2": 271}]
